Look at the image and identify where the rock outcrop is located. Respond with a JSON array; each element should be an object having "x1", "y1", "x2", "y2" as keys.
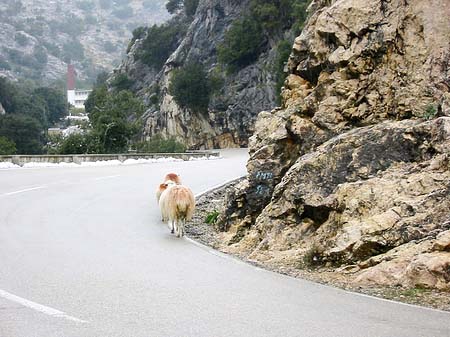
[
  {"x1": 219, "y1": 0, "x2": 450, "y2": 290},
  {"x1": 117, "y1": 0, "x2": 285, "y2": 149}
]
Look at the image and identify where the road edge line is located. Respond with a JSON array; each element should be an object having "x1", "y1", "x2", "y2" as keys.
[{"x1": 0, "y1": 289, "x2": 88, "y2": 323}]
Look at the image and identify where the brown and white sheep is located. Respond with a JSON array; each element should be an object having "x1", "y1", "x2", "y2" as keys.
[
  {"x1": 159, "y1": 183, "x2": 195, "y2": 237},
  {"x1": 164, "y1": 173, "x2": 181, "y2": 185},
  {"x1": 156, "y1": 173, "x2": 182, "y2": 203}
]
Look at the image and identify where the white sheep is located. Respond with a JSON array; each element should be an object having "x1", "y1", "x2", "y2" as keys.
[{"x1": 159, "y1": 182, "x2": 195, "y2": 237}]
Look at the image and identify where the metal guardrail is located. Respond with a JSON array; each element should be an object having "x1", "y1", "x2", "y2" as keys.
[{"x1": 0, "y1": 151, "x2": 220, "y2": 167}]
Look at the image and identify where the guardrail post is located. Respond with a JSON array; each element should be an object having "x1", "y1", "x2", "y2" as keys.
[{"x1": 11, "y1": 156, "x2": 21, "y2": 166}]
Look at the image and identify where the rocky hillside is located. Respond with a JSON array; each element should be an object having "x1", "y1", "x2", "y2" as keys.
[
  {"x1": 0, "y1": 0, "x2": 168, "y2": 84},
  {"x1": 115, "y1": 0, "x2": 308, "y2": 148},
  {"x1": 218, "y1": 0, "x2": 450, "y2": 291}
]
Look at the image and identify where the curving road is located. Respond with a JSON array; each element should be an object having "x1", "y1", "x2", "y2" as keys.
[{"x1": 0, "y1": 149, "x2": 449, "y2": 337}]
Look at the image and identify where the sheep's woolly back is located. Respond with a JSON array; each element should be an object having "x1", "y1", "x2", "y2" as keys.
[{"x1": 159, "y1": 184, "x2": 195, "y2": 222}]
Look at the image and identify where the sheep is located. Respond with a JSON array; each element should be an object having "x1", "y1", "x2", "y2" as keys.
[
  {"x1": 164, "y1": 173, "x2": 181, "y2": 185},
  {"x1": 156, "y1": 180, "x2": 176, "y2": 222},
  {"x1": 156, "y1": 173, "x2": 181, "y2": 203},
  {"x1": 159, "y1": 183, "x2": 195, "y2": 237},
  {"x1": 156, "y1": 183, "x2": 168, "y2": 204}
]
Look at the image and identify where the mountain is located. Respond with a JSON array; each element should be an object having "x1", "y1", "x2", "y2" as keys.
[
  {"x1": 218, "y1": 0, "x2": 450, "y2": 291},
  {"x1": 0, "y1": 0, "x2": 169, "y2": 85},
  {"x1": 113, "y1": 0, "x2": 309, "y2": 148}
]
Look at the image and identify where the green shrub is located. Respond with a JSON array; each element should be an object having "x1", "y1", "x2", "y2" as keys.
[
  {"x1": 86, "y1": 87, "x2": 144, "y2": 154},
  {"x1": 138, "y1": 22, "x2": 186, "y2": 69},
  {"x1": 57, "y1": 133, "x2": 102, "y2": 154},
  {"x1": 0, "y1": 114, "x2": 44, "y2": 154},
  {"x1": 274, "y1": 39, "x2": 292, "y2": 103},
  {"x1": 0, "y1": 58, "x2": 11, "y2": 70},
  {"x1": 205, "y1": 210, "x2": 220, "y2": 225},
  {"x1": 43, "y1": 42, "x2": 60, "y2": 57},
  {"x1": 166, "y1": 0, "x2": 182, "y2": 14},
  {"x1": 423, "y1": 104, "x2": 437, "y2": 120},
  {"x1": 33, "y1": 45, "x2": 48, "y2": 66},
  {"x1": 136, "y1": 135, "x2": 186, "y2": 153},
  {"x1": 169, "y1": 62, "x2": 211, "y2": 113},
  {"x1": 110, "y1": 73, "x2": 133, "y2": 91},
  {"x1": 166, "y1": 0, "x2": 198, "y2": 16},
  {"x1": 149, "y1": 85, "x2": 161, "y2": 106},
  {"x1": 184, "y1": 0, "x2": 199, "y2": 16},
  {"x1": 62, "y1": 39, "x2": 85, "y2": 62},
  {"x1": 127, "y1": 26, "x2": 147, "y2": 53},
  {"x1": 217, "y1": 17, "x2": 264, "y2": 73},
  {"x1": 0, "y1": 136, "x2": 16, "y2": 155},
  {"x1": 217, "y1": 0, "x2": 311, "y2": 72},
  {"x1": 58, "y1": 133, "x2": 88, "y2": 154},
  {"x1": 302, "y1": 243, "x2": 325, "y2": 268}
]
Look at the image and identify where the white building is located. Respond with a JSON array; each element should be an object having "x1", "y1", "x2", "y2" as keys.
[
  {"x1": 66, "y1": 64, "x2": 91, "y2": 109},
  {"x1": 67, "y1": 89, "x2": 92, "y2": 109}
]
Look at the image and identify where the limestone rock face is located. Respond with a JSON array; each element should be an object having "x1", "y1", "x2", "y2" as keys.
[
  {"x1": 220, "y1": 0, "x2": 450, "y2": 290},
  {"x1": 118, "y1": 0, "x2": 281, "y2": 149}
]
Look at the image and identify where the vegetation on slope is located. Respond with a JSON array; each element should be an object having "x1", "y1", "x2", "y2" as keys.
[
  {"x1": 0, "y1": 77, "x2": 67, "y2": 154},
  {"x1": 218, "y1": 0, "x2": 311, "y2": 95}
]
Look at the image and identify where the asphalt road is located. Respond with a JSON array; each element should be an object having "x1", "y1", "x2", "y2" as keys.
[{"x1": 0, "y1": 149, "x2": 449, "y2": 337}]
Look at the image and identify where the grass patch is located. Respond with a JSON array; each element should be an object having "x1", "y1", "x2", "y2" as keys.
[
  {"x1": 423, "y1": 104, "x2": 437, "y2": 120},
  {"x1": 205, "y1": 210, "x2": 220, "y2": 225},
  {"x1": 400, "y1": 286, "x2": 428, "y2": 298}
]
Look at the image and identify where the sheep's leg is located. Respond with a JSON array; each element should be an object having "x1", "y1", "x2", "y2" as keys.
[
  {"x1": 170, "y1": 219, "x2": 174, "y2": 234},
  {"x1": 180, "y1": 219, "x2": 185, "y2": 237},
  {"x1": 176, "y1": 220, "x2": 182, "y2": 238}
]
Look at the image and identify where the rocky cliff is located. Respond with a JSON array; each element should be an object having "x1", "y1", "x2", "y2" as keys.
[
  {"x1": 218, "y1": 0, "x2": 450, "y2": 290},
  {"x1": 117, "y1": 0, "x2": 288, "y2": 149}
]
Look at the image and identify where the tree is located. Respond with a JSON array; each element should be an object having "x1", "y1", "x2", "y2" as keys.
[
  {"x1": 127, "y1": 26, "x2": 147, "y2": 53},
  {"x1": 136, "y1": 135, "x2": 186, "y2": 153},
  {"x1": 58, "y1": 133, "x2": 87, "y2": 154},
  {"x1": 86, "y1": 87, "x2": 144, "y2": 153},
  {"x1": 184, "y1": 0, "x2": 199, "y2": 16},
  {"x1": 166, "y1": 0, "x2": 183, "y2": 14},
  {"x1": 33, "y1": 87, "x2": 68, "y2": 125},
  {"x1": 110, "y1": 74, "x2": 133, "y2": 91},
  {"x1": 0, "y1": 77, "x2": 17, "y2": 112},
  {"x1": 169, "y1": 62, "x2": 211, "y2": 113},
  {"x1": 0, "y1": 136, "x2": 16, "y2": 155},
  {"x1": 217, "y1": 17, "x2": 264, "y2": 72},
  {"x1": 138, "y1": 21, "x2": 186, "y2": 69},
  {"x1": 166, "y1": 0, "x2": 198, "y2": 16},
  {"x1": 0, "y1": 114, "x2": 44, "y2": 154},
  {"x1": 274, "y1": 39, "x2": 292, "y2": 102}
]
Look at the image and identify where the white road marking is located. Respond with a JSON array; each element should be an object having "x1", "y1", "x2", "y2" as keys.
[
  {"x1": 94, "y1": 175, "x2": 121, "y2": 181},
  {"x1": 0, "y1": 289, "x2": 88, "y2": 323},
  {"x1": 2, "y1": 186, "x2": 46, "y2": 196}
]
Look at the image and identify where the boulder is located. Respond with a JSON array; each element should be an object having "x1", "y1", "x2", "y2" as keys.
[{"x1": 219, "y1": 0, "x2": 450, "y2": 290}]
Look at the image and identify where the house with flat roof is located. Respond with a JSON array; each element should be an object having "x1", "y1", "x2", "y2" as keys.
[{"x1": 67, "y1": 64, "x2": 92, "y2": 109}]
